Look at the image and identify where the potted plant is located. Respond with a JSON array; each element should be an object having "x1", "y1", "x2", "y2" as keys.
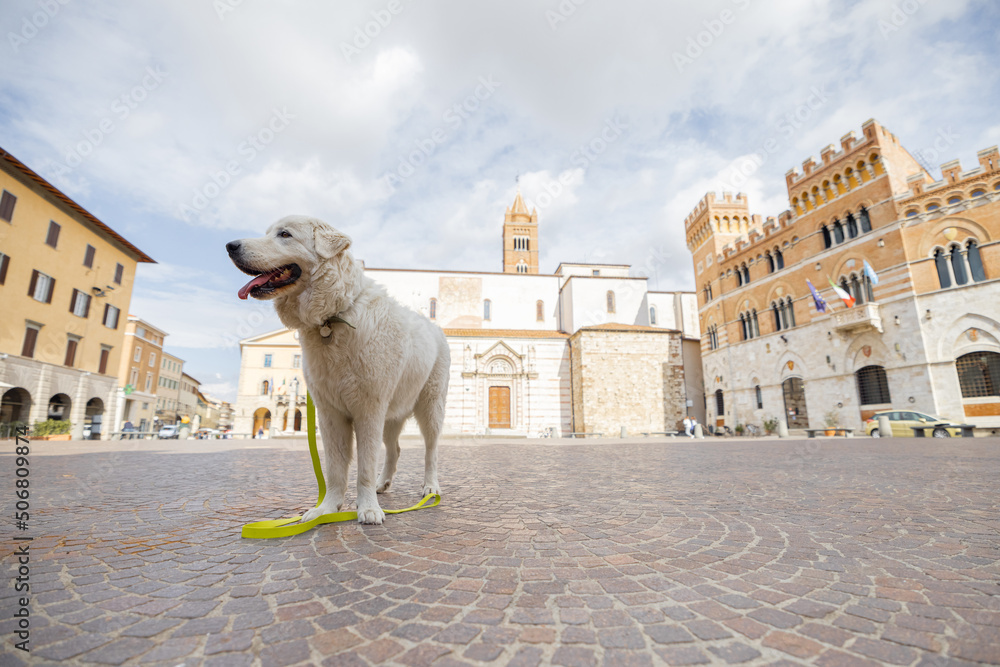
[
  {"x1": 33, "y1": 419, "x2": 72, "y2": 440},
  {"x1": 823, "y1": 409, "x2": 840, "y2": 436},
  {"x1": 763, "y1": 416, "x2": 779, "y2": 435},
  {"x1": 734, "y1": 423, "x2": 745, "y2": 437}
]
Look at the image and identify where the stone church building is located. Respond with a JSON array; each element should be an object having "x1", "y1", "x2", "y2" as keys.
[
  {"x1": 234, "y1": 194, "x2": 703, "y2": 438},
  {"x1": 688, "y1": 119, "x2": 1000, "y2": 433}
]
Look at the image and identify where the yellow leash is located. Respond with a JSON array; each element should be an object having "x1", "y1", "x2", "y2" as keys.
[{"x1": 242, "y1": 392, "x2": 440, "y2": 539}]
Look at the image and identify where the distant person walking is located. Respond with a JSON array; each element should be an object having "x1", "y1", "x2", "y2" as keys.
[
  {"x1": 257, "y1": 427, "x2": 264, "y2": 439},
  {"x1": 683, "y1": 416, "x2": 694, "y2": 438},
  {"x1": 121, "y1": 420, "x2": 134, "y2": 440}
]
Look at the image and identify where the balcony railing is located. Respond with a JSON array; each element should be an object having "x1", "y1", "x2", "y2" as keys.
[{"x1": 832, "y1": 302, "x2": 883, "y2": 335}]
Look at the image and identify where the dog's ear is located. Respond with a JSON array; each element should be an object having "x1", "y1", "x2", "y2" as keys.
[{"x1": 313, "y1": 224, "x2": 352, "y2": 259}]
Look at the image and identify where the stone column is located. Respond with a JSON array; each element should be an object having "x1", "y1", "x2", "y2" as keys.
[
  {"x1": 29, "y1": 364, "x2": 52, "y2": 426},
  {"x1": 70, "y1": 372, "x2": 89, "y2": 440}
]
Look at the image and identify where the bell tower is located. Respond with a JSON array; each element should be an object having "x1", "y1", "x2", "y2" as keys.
[{"x1": 502, "y1": 191, "x2": 539, "y2": 273}]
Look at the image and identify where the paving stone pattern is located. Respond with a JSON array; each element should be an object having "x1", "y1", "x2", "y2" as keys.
[{"x1": 1, "y1": 436, "x2": 999, "y2": 666}]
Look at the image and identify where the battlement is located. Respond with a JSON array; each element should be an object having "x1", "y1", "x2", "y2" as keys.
[
  {"x1": 784, "y1": 119, "x2": 887, "y2": 189},
  {"x1": 684, "y1": 191, "x2": 749, "y2": 229},
  {"x1": 905, "y1": 144, "x2": 1000, "y2": 198}
]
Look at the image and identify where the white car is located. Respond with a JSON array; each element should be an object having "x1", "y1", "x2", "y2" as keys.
[{"x1": 158, "y1": 425, "x2": 180, "y2": 439}]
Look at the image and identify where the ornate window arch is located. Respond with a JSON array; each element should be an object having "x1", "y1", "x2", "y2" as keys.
[{"x1": 606, "y1": 290, "x2": 616, "y2": 313}]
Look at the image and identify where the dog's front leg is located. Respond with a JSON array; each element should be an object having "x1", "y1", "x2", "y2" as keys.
[
  {"x1": 354, "y1": 413, "x2": 386, "y2": 525},
  {"x1": 301, "y1": 408, "x2": 352, "y2": 523}
]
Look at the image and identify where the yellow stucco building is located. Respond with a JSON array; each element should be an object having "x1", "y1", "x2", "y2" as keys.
[{"x1": 0, "y1": 148, "x2": 154, "y2": 439}]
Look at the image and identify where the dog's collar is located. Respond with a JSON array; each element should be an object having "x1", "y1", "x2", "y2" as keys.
[{"x1": 319, "y1": 314, "x2": 356, "y2": 338}]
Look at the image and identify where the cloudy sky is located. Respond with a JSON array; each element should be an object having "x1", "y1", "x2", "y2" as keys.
[{"x1": 3, "y1": 0, "x2": 998, "y2": 401}]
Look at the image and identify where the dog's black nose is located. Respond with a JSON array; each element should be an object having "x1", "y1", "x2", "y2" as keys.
[{"x1": 226, "y1": 241, "x2": 241, "y2": 255}]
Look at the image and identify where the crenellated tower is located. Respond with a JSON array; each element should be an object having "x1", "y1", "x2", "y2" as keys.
[{"x1": 502, "y1": 191, "x2": 539, "y2": 273}]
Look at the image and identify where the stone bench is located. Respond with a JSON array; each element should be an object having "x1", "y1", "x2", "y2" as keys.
[
  {"x1": 804, "y1": 428, "x2": 854, "y2": 438},
  {"x1": 912, "y1": 424, "x2": 975, "y2": 438},
  {"x1": 566, "y1": 432, "x2": 604, "y2": 438}
]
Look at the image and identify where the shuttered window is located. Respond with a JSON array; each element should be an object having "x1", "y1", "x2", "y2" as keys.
[
  {"x1": 0, "y1": 252, "x2": 8, "y2": 284},
  {"x1": 65, "y1": 337, "x2": 79, "y2": 367},
  {"x1": 114, "y1": 263, "x2": 124, "y2": 284},
  {"x1": 29, "y1": 270, "x2": 55, "y2": 303},
  {"x1": 70, "y1": 289, "x2": 91, "y2": 318},
  {"x1": 0, "y1": 190, "x2": 16, "y2": 222},
  {"x1": 22, "y1": 325, "x2": 39, "y2": 358},
  {"x1": 103, "y1": 304, "x2": 120, "y2": 329},
  {"x1": 46, "y1": 221, "x2": 61, "y2": 248},
  {"x1": 84, "y1": 244, "x2": 96, "y2": 268}
]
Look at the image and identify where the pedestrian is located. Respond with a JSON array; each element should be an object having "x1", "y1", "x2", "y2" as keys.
[
  {"x1": 122, "y1": 420, "x2": 134, "y2": 440},
  {"x1": 257, "y1": 427, "x2": 264, "y2": 439},
  {"x1": 683, "y1": 416, "x2": 694, "y2": 437}
]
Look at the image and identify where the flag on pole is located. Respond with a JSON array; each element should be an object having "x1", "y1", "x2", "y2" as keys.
[
  {"x1": 863, "y1": 259, "x2": 879, "y2": 286},
  {"x1": 806, "y1": 279, "x2": 828, "y2": 313},
  {"x1": 829, "y1": 278, "x2": 855, "y2": 308}
]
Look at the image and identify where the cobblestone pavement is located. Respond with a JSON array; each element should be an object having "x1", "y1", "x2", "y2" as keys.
[{"x1": 1, "y1": 435, "x2": 999, "y2": 666}]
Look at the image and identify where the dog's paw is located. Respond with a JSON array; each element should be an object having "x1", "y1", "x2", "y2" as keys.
[
  {"x1": 375, "y1": 476, "x2": 392, "y2": 494},
  {"x1": 357, "y1": 505, "x2": 385, "y2": 525},
  {"x1": 421, "y1": 482, "x2": 441, "y2": 498},
  {"x1": 301, "y1": 500, "x2": 342, "y2": 523}
]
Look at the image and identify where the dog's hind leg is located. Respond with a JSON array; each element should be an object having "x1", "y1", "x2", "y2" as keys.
[
  {"x1": 415, "y1": 361, "x2": 448, "y2": 497},
  {"x1": 376, "y1": 418, "x2": 404, "y2": 494},
  {"x1": 301, "y1": 407, "x2": 353, "y2": 523},
  {"x1": 354, "y1": 413, "x2": 387, "y2": 525}
]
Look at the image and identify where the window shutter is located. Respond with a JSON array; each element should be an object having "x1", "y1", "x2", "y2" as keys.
[
  {"x1": 65, "y1": 339, "x2": 77, "y2": 367},
  {"x1": 0, "y1": 190, "x2": 16, "y2": 222},
  {"x1": 84, "y1": 245, "x2": 96, "y2": 268},
  {"x1": 28, "y1": 269, "x2": 38, "y2": 297},
  {"x1": 69, "y1": 289, "x2": 78, "y2": 313},
  {"x1": 112, "y1": 307, "x2": 120, "y2": 329},
  {"x1": 46, "y1": 277, "x2": 55, "y2": 303},
  {"x1": 22, "y1": 327, "x2": 37, "y2": 358},
  {"x1": 46, "y1": 221, "x2": 61, "y2": 247},
  {"x1": 83, "y1": 293, "x2": 91, "y2": 318},
  {"x1": 99, "y1": 348, "x2": 109, "y2": 374},
  {"x1": 114, "y1": 263, "x2": 124, "y2": 284},
  {"x1": 103, "y1": 303, "x2": 109, "y2": 326},
  {"x1": 0, "y1": 253, "x2": 8, "y2": 285}
]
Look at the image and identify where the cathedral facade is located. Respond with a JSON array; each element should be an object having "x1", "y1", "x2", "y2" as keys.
[{"x1": 233, "y1": 194, "x2": 703, "y2": 438}]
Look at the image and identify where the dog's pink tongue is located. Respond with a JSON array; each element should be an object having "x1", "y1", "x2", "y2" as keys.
[{"x1": 238, "y1": 272, "x2": 276, "y2": 300}]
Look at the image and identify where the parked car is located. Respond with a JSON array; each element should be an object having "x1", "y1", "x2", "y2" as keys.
[
  {"x1": 865, "y1": 410, "x2": 962, "y2": 438},
  {"x1": 158, "y1": 425, "x2": 180, "y2": 439}
]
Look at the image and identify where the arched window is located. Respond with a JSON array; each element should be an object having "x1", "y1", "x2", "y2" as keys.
[
  {"x1": 772, "y1": 302, "x2": 781, "y2": 330},
  {"x1": 649, "y1": 306, "x2": 657, "y2": 326},
  {"x1": 739, "y1": 313, "x2": 748, "y2": 341},
  {"x1": 742, "y1": 265, "x2": 751, "y2": 284},
  {"x1": 536, "y1": 300, "x2": 544, "y2": 322},
  {"x1": 429, "y1": 298, "x2": 437, "y2": 320},
  {"x1": 785, "y1": 298, "x2": 796, "y2": 328},
  {"x1": 947, "y1": 196, "x2": 962, "y2": 205},
  {"x1": 950, "y1": 245, "x2": 969, "y2": 285},
  {"x1": 766, "y1": 252, "x2": 775, "y2": 272},
  {"x1": 821, "y1": 226, "x2": 832, "y2": 249},
  {"x1": 956, "y1": 352, "x2": 1000, "y2": 398},
  {"x1": 606, "y1": 291, "x2": 616, "y2": 313},
  {"x1": 856, "y1": 365, "x2": 891, "y2": 406},
  {"x1": 516, "y1": 261, "x2": 528, "y2": 273},
  {"x1": 710, "y1": 325, "x2": 719, "y2": 350},
  {"x1": 715, "y1": 389, "x2": 725, "y2": 416},
  {"x1": 927, "y1": 204, "x2": 940, "y2": 211},
  {"x1": 906, "y1": 210, "x2": 918, "y2": 218},
  {"x1": 755, "y1": 385, "x2": 763, "y2": 410},
  {"x1": 261, "y1": 380, "x2": 269, "y2": 396},
  {"x1": 751, "y1": 309, "x2": 759, "y2": 338},
  {"x1": 858, "y1": 206, "x2": 871, "y2": 233},
  {"x1": 484, "y1": 299, "x2": 492, "y2": 321},
  {"x1": 833, "y1": 221, "x2": 845, "y2": 244},
  {"x1": 934, "y1": 248, "x2": 951, "y2": 288},
  {"x1": 736, "y1": 269, "x2": 743, "y2": 287},
  {"x1": 846, "y1": 213, "x2": 858, "y2": 238},
  {"x1": 971, "y1": 189, "x2": 986, "y2": 198},
  {"x1": 850, "y1": 274, "x2": 865, "y2": 305},
  {"x1": 967, "y1": 240, "x2": 987, "y2": 282},
  {"x1": 775, "y1": 249, "x2": 784, "y2": 270}
]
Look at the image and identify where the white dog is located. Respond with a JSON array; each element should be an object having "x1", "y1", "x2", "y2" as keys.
[{"x1": 226, "y1": 216, "x2": 450, "y2": 524}]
